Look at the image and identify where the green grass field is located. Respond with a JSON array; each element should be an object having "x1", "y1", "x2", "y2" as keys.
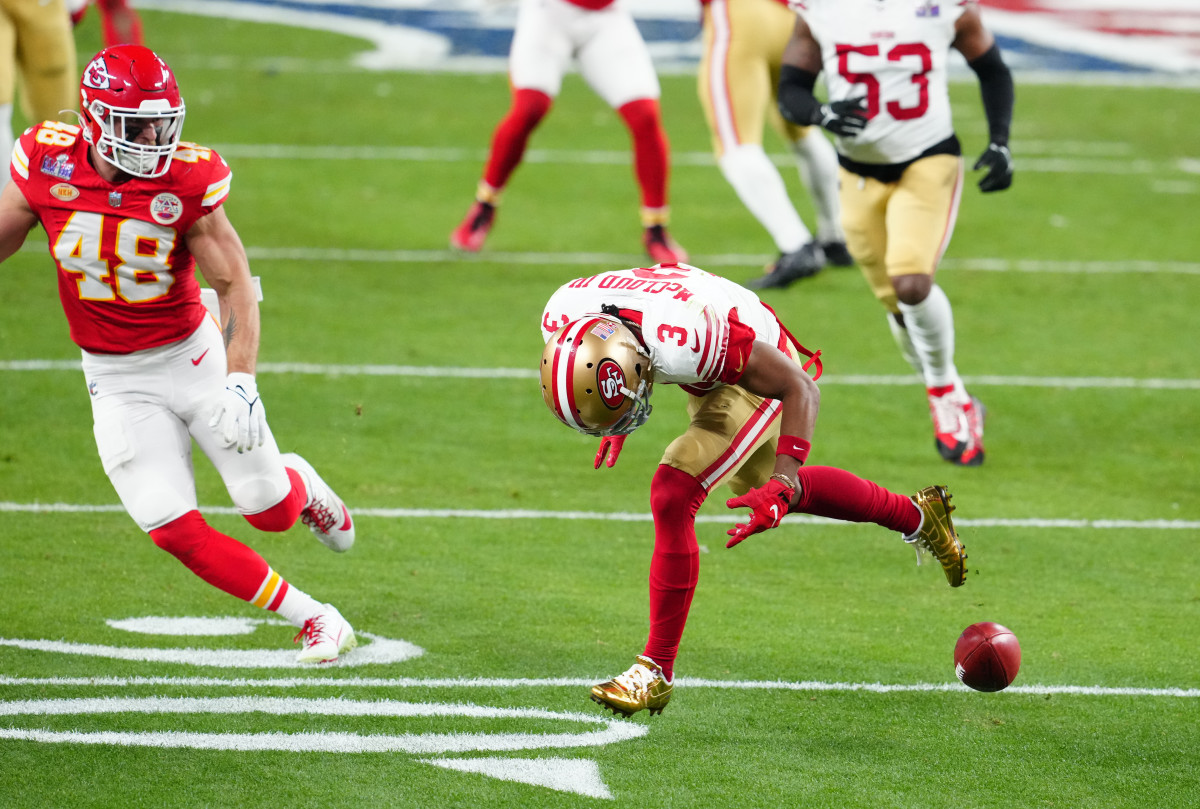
[{"x1": 1, "y1": 9, "x2": 1199, "y2": 808}]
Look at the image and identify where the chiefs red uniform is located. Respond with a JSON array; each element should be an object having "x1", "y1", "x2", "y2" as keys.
[{"x1": 11, "y1": 119, "x2": 232, "y2": 355}]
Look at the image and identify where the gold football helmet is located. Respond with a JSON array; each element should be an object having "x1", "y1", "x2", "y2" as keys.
[{"x1": 541, "y1": 315, "x2": 653, "y2": 437}]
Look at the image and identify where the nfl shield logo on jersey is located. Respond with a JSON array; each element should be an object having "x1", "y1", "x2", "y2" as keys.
[{"x1": 916, "y1": 1, "x2": 939, "y2": 17}]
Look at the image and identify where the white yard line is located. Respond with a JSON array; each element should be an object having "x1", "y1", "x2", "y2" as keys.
[
  {"x1": 0, "y1": 674, "x2": 1196, "y2": 699},
  {"x1": 4, "y1": 359, "x2": 1199, "y2": 390},
  {"x1": 1, "y1": 502, "x2": 1196, "y2": 530},
  {"x1": 208, "y1": 142, "x2": 1197, "y2": 179}
]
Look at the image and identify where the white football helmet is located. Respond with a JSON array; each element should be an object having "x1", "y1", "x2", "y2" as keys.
[
  {"x1": 79, "y1": 45, "x2": 186, "y2": 178},
  {"x1": 541, "y1": 315, "x2": 653, "y2": 437}
]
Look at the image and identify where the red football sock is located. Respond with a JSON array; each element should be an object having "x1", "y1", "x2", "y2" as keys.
[
  {"x1": 243, "y1": 467, "x2": 306, "y2": 533},
  {"x1": 98, "y1": 0, "x2": 144, "y2": 46},
  {"x1": 482, "y1": 88, "x2": 552, "y2": 191},
  {"x1": 794, "y1": 466, "x2": 920, "y2": 535},
  {"x1": 149, "y1": 510, "x2": 289, "y2": 608},
  {"x1": 617, "y1": 98, "x2": 669, "y2": 209},
  {"x1": 642, "y1": 464, "x2": 707, "y2": 680}
]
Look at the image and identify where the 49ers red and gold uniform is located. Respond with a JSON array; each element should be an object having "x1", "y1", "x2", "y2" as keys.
[
  {"x1": 11, "y1": 119, "x2": 231, "y2": 354},
  {"x1": 542, "y1": 263, "x2": 811, "y2": 494}
]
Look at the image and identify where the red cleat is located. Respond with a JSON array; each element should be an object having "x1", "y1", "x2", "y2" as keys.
[
  {"x1": 450, "y1": 200, "x2": 496, "y2": 252},
  {"x1": 643, "y1": 225, "x2": 688, "y2": 264}
]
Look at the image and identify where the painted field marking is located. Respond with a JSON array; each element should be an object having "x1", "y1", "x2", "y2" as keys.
[
  {"x1": 0, "y1": 502, "x2": 1197, "y2": 530},
  {"x1": 206, "y1": 142, "x2": 1196, "y2": 180},
  {"x1": 0, "y1": 674, "x2": 1195, "y2": 699},
  {"x1": 3, "y1": 359, "x2": 1199, "y2": 390}
]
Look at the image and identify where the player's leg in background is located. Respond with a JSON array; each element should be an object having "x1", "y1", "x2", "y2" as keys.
[
  {"x1": 96, "y1": 0, "x2": 144, "y2": 47},
  {"x1": 450, "y1": 0, "x2": 566, "y2": 252},
  {"x1": 10, "y1": 0, "x2": 76, "y2": 125},
  {"x1": 577, "y1": 2, "x2": 685, "y2": 263},
  {"x1": 779, "y1": 118, "x2": 852, "y2": 265},
  {"x1": 0, "y1": 11, "x2": 15, "y2": 191},
  {"x1": 888, "y1": 154, "x2": 984, "y2": 465},
  {"x1": 700, "y1": 0, "x2": 814, "y2": 267}
]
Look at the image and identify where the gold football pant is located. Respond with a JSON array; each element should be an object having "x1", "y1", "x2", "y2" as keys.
[
  {"x1": 839, "y1": 154, "x2": 964, "y2": 313},
  {"x1": 659, "y1": 343, "x2": 804, "y2": 496},
  {"x1": 0, "y1": 0, "x2": 77, "y2": 122}
]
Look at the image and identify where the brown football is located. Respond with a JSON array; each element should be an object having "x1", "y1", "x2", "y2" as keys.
[{"x1": 954, "y1": 622, "x2": 1021, "y2": 692}]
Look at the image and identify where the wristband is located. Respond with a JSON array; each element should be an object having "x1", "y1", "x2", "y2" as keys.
[{"x1": 776, "y1": 435, "x2": 811, "y2": 464}]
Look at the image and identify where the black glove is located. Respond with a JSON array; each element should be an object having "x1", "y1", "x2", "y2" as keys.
[
  {"x1": 973, "y1": 143, "x2": 1013, "y2": 192},
  {"x1": 818, "y1": 96, "x2": 869, "y2": 137}
]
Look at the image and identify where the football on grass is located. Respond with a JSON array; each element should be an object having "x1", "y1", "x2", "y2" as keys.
[{"x1": 955, "y1": 622, "x2": 1021, "y2": 692}]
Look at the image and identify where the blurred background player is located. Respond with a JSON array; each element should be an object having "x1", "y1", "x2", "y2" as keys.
[
  {"x1": 450, "y1": 0, "x2": 687, "y2": 264},
  {"x1": 697, "y1": 0, "x2": 851, "y2": 289},
  {"x1": 0, "y1": 45, "x2": 356, "y2": 663},
  {"x1": 0, "y1": 0, "x2": 77, "y2": 190},
  {"x1": 778, "y1": 0, "x2": 1015, "y2": 466},
  {"x1": 540, "y1": 262, "x2": 968, "y2": 717},
  {"x1": 68, "y1": 0, "x2": 145, "y2": 47}
]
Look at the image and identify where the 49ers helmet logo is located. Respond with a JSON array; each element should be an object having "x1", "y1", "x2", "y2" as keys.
[
  {"x1": 83, "y1": 57, "x2": 111, "y2": 90},
  {"x1": 597, "y1": 359, "x2": 627, "y2": 409}
]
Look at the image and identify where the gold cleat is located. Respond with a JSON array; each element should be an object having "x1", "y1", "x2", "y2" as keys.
[
  {"x1": 590, "y1": 655, "x2": 674, "y2": 717},
  {"x1": 905, "y1": 485, "x2": 968, "y2": 587}
]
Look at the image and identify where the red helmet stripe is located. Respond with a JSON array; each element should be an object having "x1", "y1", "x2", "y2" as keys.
[{"x1": 552, "y1": 318, "x2": 597, "y2": 431}]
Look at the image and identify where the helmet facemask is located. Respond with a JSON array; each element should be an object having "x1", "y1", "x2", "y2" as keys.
[
  {"x1": 86, "y1": 98, "x2": 185, "y2": 178},
  {"x1": 541, "y1": 316, "x2": 655, "y2": 438},
  {"x1": 79, "y1": 45, "x2": 186, "y2": 179}
]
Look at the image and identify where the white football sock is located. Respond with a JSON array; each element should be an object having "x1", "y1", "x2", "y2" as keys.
[
  {"x1": 274, "y1": 585, "x2": 324, "y2": 628},
  {"x1": 0, "y1": 104, "x2": 12, "y2": 192},
  {"x1": 718, "y1": 143, "x2": 810, "y2": 253},
  {"x1": 789, "y1": 128, "x2": 843, "y2": 242},
  {"x1": 896, "y1": 284, "x2": 960, "y2": 389},
  {"x1": 886, "y1": 313, "x2": 924, "y2": 375}
]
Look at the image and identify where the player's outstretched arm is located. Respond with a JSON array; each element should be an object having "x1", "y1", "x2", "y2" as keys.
[{"x1": 0, "y1": 181, "x2": 38, "y2": 263}]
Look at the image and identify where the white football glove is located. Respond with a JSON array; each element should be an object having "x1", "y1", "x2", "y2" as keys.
[{"x1": 209, "y1": 372, "x2": 267, "y2": 453}]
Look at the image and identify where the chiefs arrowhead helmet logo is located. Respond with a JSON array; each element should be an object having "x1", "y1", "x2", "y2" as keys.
[{"x1": 83, "y1": 56, "x2": 112, "y2": 90}]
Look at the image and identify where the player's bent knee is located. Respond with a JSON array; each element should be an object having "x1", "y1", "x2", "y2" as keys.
[
  {"x1": 227, "y1": 475, "x2": 291, "y2": 520},
  {"x1": 149, "y1": 510, "x2": 210, "y2": 558}
]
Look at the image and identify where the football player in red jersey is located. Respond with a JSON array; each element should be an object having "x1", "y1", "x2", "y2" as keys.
[
  {"x1": 450, "y1": 0, "x2": 687, "y2": 264},
  {"x1": 0, "y1": 46, "x2": 357, "y2": 664},
  {"x1": 540, "y1": 262, "x2": 969, "y2": 716}
]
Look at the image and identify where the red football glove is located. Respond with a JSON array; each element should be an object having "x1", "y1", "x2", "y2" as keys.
[
  {"x1": 725, "y1": 479, "x2": 794, "y2": 548},
  {"x1": 594, "y1": 434, "x2": 626, "y2": 469}
]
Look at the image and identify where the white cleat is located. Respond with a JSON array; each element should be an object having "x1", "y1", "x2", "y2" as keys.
[
  {"x1": 294, "y1": 604, "x2": 357, "y2": 664},
  {"x1": 281, "y1": 452, "x2": 355, "y2": 552}
]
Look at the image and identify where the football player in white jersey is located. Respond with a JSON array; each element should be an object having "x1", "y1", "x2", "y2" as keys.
[
  {"x1": 697, "y1": 0, "x2": 851, "y2": 288},
  {"x1": 450, "y1": 0, "x2": 687, "y2": 264},
  {"x1": 540, "y1": 262, "x2": 969, "y2": 716},
  {"x1": 0, "y1": 46, "x2": 357, "y2": 663},
  {"x1": 775, "y1": 0, "x2": 1015, "y2": 467}
]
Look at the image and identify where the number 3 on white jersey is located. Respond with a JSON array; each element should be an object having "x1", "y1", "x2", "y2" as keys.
[{"x1": 54, "y1": 212, "x2": 177, "y2": 302}]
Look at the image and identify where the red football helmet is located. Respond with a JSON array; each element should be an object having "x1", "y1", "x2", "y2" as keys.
[
  {"x1": 541, "y1": 315, "x2": 654, "y2": 437},
  {"x1": 79, "y1": 45, "x2": 185, "y2": 178}
]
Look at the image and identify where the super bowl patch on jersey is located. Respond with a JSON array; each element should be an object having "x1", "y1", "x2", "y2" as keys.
[{"x1": 150, "y1": 193, "x2": 183, "y2": 225}]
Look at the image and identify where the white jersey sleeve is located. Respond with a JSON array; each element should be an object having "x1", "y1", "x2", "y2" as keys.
[
  {"x1": 541, "y1": 264, "x2": 782, "y2": 390},
  {"x1": 796, "y1": 0, "x2": 967, "y2": 165}
]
